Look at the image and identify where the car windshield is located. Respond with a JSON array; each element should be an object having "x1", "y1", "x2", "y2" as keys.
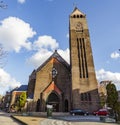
[{"x1": 72, "y1": 109, "x2": 85, "y2": 112}]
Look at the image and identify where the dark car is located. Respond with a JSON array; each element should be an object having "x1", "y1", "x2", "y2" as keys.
[
  {"x1": 93, "y1": 109, "x2": 109, "y2": 116},
  {"x1": 70, "y1": 109, "x2": 89, "y2": 116}
]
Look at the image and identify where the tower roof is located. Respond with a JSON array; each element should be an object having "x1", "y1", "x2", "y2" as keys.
[{"x1": 70, "y1": 7, "x2": 85, "y2": 16}]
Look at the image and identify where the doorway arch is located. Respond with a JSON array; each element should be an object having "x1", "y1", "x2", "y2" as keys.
[
  {"x1": 64, "y1": 99, "x2": 69, "y2": 112},
  {"x1": 47, "y1": 92, "x2": 60, "y2": 112},
  {"x1": 36, "y1": 99, "x2": 40, "y2": 112}
]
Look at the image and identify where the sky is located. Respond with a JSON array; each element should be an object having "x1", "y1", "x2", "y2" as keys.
[{"x1": 0, "y1": 0, "x2": 120, "y2": 95}]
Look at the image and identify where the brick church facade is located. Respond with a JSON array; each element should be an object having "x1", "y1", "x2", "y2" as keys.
[
  {"x1": 27, "y1": 7, "x2": 100, "y2": 113},
  {"x1": 27, "y1": 51, "x2": 71, "y2": 112}
]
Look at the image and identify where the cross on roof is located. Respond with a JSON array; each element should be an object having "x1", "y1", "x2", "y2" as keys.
[{"x1": 73, "y1": 2, "x2": 78, "y2": 8}]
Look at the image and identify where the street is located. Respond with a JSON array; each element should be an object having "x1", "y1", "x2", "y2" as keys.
[
  {"x1": 0, "y1": 111, "x2": 117, "y2": 125},
  {"x1": 54, "y1": 115, "x2": 100, "y2": 122},
  {"x1": 0, "y1": 111, "x2": 22, "y2": 125},
  {"x1": 41, "y1": 115, "x2": 117, "y2": 125}
]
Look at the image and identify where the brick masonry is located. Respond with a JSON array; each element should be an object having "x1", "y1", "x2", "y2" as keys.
[{"x1": 27, "y1": 7, "x2": 100, "y2": 113}]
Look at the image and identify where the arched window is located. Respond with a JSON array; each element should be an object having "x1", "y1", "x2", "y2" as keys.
[
  {"x1": 73, "y1": 15, "x2": 76, "y2": 18},
  {"x1": 36, "y1": 99, "x2": 40, "y2": 112},
  {"x1": 77, "y1": 15, "x2": 79, "y2": 18},
  {"x1": 80, "y1": 15, "x2": 83, "y2": 18}
]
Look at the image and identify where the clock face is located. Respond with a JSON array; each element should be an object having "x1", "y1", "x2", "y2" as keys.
[{"x1": 75, "y1": 22, "x2": 83, "y2": 30}]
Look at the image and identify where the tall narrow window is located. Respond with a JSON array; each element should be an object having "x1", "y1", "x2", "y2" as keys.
[
  {"x1": 82, "y1": 38, "x2": 88, "y2": 78},
  {"x1": 80, "y1": 38, "x2": 85, "y2": 78},
  {"x1": 81, "y1": 93, "x2": 84, "y2": 101},
  {"x1": 84, "y1": 93, "x2": 87, "y2": 101},
  {"x1": 88, "y1": 93, "x2": 91, "y2": 101},
  {"x1": 77, "y1": 38, "x2": 88, "y2": 79},
  {"x1": 77, "y1": 38, "x2": 82, "y2": 78}
]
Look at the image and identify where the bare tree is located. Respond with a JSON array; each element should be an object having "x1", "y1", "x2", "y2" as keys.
[
  {"x1": 0, "y1": 1, "x2": 7, "y2": 9},
  {"x1": 0, "y1": 44, "x2": 7, "y2": 68},
  {"x1": 0, "y1": 1, "x2": 7, "y2": 67}
]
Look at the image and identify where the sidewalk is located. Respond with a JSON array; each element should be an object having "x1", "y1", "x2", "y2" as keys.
[
  {"x1": 12, "y1": 115, "x2": 45, "y2": 125},
  {"x1": 12, "y1": 115, "x2": 118, "y2": 125}
]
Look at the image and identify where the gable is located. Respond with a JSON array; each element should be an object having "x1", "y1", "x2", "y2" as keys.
[
  {"x1": 43, "y1": 81, "x2": 62, "y2": 95},
  {"x1": 34, "y1": 52, "x2": 71, "y2": 101},
  {"x1": 37, "y1": 50, "x2": 70, "y2": 72}
]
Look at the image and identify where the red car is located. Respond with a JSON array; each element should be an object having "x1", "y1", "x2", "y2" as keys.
[{"x1": 93, "y1": 109, "x2": 109, "y2": 116}]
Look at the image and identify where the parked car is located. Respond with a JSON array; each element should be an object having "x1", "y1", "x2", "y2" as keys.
[
  {"x1": 93, "y1": 109, "x2": 109, "y2": 116},
  {"x1": 70, "y1": 109, "x2": 89, "y2": 116}
]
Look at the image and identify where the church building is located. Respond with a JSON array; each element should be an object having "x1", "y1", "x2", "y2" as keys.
[{"x1": 27, "y1": 7, "x2": 100, "y2": 113}]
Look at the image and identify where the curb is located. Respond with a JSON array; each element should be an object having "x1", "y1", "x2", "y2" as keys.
[{"x1": 11, "y1": 115, "x2": 27, "y2": 125}]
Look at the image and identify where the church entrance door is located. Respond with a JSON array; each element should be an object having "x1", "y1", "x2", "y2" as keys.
[
  {"x1": 65, "y1": 99, "x2": 68, "y2": 112},
  {"x1": 47, "y1": 92, "x2": 60, "y2": 112}
]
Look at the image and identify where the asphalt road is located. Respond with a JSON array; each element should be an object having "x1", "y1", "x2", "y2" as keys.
[
  {"x1": 54, "y1": 115, "x2": 100, "y2": 121},
  {"x1": 0, "y1": 111, "x2": 118, "y2": 125},
  {"x1": 40, "y1": 115, "x2": 117, "y2": 125}
]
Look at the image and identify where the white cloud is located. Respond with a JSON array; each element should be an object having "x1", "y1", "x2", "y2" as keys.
[
  {"x1": 33, "y1": 35, "x2": 59, "y2": 51},
  {"x1": 27, "y1": 48, "x2": 70, "y2": 68},
  {"x1": 57, "y1": 48, "x2": 70, "y2": 63},
  {"x1": 18, "y1": 0, "x2": 26, "y2": 4},
  {"x1": 111, "y1": 51, "x2": 120, "y2": 59},
  {"x1": 27, "y1": 48, "x2": 53, "y2": 68},
  {"x1": 27, "y1": 35, "x2": 58, "y2": 67},
  {"x1": 27, "y1": 35, "x2": 69, "y2": 68},
  {"x1": 0, "y1": 68, "x2": 21, "y2": 95},
  {"x1": 96, "y1": 69, "x2": 120, "y2": 90},
  {"x1": 0, "y1": 17, "x2": 36, "y2": 52},
  {"x1": 66, "y1": 33, "x2": 69, "y2": 38}
]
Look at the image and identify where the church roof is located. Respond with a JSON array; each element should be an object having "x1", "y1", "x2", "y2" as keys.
[
  {"x1": 28, "y1": 93, "x2": 34, "y2": 99},
  {"x1": 16, "y1": 85, "x2": 28, "y2": 91},
  {"x1": 70, "y1": 7, "x2": 85, "y2": 17},
  {"x1": 11, "y1": 85, "x2": 28, "y2": 92},
  {"x1": 29, "y1": 69, "x2": 36, "y2": 80},
  {"x1": 37, "y1": 50, "x2": 70, "y2": 72}
]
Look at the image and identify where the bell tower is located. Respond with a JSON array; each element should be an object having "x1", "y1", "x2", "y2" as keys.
[{"x1": 69, "y1": 7, "x2": 100, "y2": 112}]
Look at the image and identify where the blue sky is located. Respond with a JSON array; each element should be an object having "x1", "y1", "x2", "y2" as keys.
[{"x1": 0, "y1": 0, "x2": 120, "y2": 95}]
